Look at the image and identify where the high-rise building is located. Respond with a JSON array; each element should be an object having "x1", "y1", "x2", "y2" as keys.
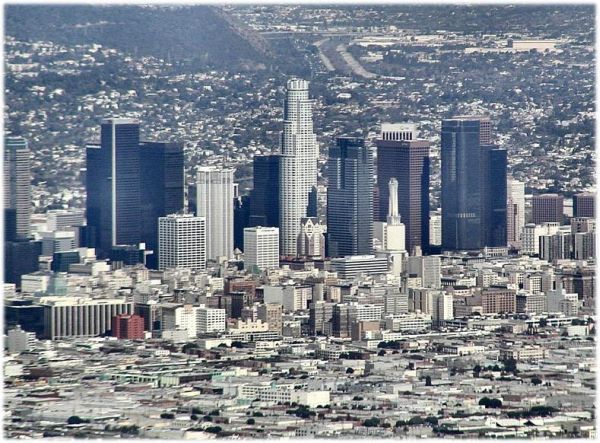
[
  {"x1": 46, "y1": 209, "x2": 85, "y2": 232},
  {"x1": 112, "y1": 314, "x2": 145, "y2": 339},
  {"x1": 429, "y1": 211, "x2": 442, "y2": 247},
  {"x1": 244, "y1": 226, "x2": 280, "y2": 272},
  {"x1": 40, "y1": 231, "x2": 77, "y2": 256},
  {"x1": 234, "y1": 194, "x2": 252, "y2": 251},
  {"x1": 279, "y1": 79, "x2": 319, "y2": 256},
  {"x1": 158, "y1": 214, "x2": 206, "y2": 271},
  {"x1": 198, "y1": 306, "x2": 226, "y2": 334},
  {"x1": 4, "y1": 240, "x2": 41, "y2": 287},
  {"x1": 196, "y1": 166, "x2": 234, "y2": 260},
  {"x1": 4, "y1": 136, "x2": 31, "y2": 240},
  {"x1": 326, "y1": 136, "x2": 373, "y2": 257},
  {"x1": 257, "y1": 303, "x2": 283, "y2": 334},
  {"x1": 507, "y1": 177, "x2": 525, "y2": 247},
  {"x1": 376, "y1": 124, "x2": 430, "y2": 253},
  {"x1": 441, "y1": 116, "x2": 506, "y2": 250},
  {"x1": 139, "y1": 141, "x2": 185, "y2": 269},
  {"x1": 573, "y1": 193, "x2": 595, "y2": 218},
  {"x1": 374, "y1": 178, "x2": 406, "y2": 252},
  {"x1": 532, "y1": 194, "x2": 564, "y2": 224},
  {"x1": 86, "y1": 119, "x2": 141, "y2": 257},
  {"x1": 297, "y1": 217, "x2": 326, "y2": 259},
  {"x1": 250, "y1": 155, "x2": 280, "y2": 227}
]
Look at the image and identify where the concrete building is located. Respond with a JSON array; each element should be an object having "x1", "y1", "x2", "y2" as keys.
[
  {"x1": 573, "y1": 192, "x2": 595, "y2": 218},
  {"x1": 4, "y1": 136, "x2": 31, "y2": 240},
  {"x1": 7, "y1": 325, "x2": 36, "y2": 353},
  {"x1": 297, "y1": 217, "x2": 326, "y2": 259},
  {"x1": 257, "y1": 303, "x2": 283, "y2": 334},
  {"x1": 158, "y1": 214, "x2": 206, "y2": 271},
  {"x1": 198, "y1": 306, "x2": 227, "y2": 334},
  {"x1": 329, "y1": 255, "x2": 389, "y2": 280},
  {"x1": 521, "y1": 223, "x2": 560, "y2": 255},
  {"x1": 112, "y1": 314, "x2": 145, "y2": 339},
  {"x1": 244, "y1": 226, "x2": 279, "y2": 272},
  {"x1": 532, "y1": 194, "x2": 564, "y2": 224},
  {"x1": 507, "y1": 177, "x2": 525, "y2": 247},
  {"x1": 373, "y1": 178, "x2": 406, "y2": 252},
  {"x1": 196, "y1": 166, "x2": 234, "y2": 260}
]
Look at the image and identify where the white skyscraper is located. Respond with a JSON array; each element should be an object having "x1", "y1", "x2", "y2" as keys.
[
  {"x1": 196, "y1": 166, "x2": 234, "y2": 260},
  {"x1": 429, "y1": 211, "x2": 442, "y2": 246},
  {"x1": 244, "y1": 226, "x2": 280, "y2": 272},
  {"x1": 374, "y1": 179, "x2": 406, "y2": 252},
  {"x1": 507, "y1": 177, "x2": 525, "y2": 246},
  {"x1": 279, "y1": 78, "x2": 319, "y2": 256},
  {"x1": 158, "y1": 214, "x2": 206, "y2": 271}
]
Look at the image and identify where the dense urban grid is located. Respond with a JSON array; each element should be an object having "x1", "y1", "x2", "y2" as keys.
[{"x1": 3, "y1": 4, "x2": 596, "y2": 440}]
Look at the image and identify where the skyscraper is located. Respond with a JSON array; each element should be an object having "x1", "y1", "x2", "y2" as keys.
[
  {"x1": 573, "y1": 192, "x2": 595, "y2": 218},
  {"x1": 86, "y1": 118, "x2": 141, "y2": 257},
  {"x1": 532, "y1": 194, "x2": 564, "y2": 224},
  {"x1": 139, "y1": 141, "x2": 185, "y2": 269},
  {"x1": 507, "y1": 177, "x2": 525, "y2": 247},
  {"x1": 297, "y1": 217, "x2": 326, "y2": 259},
  {"x1": 441, "y1": 116, "x2": 506, "y2": 250},
  {"x1": 374, "y1": 179, "x2": 406, "y2": 252},
  {"x1": 326, "y1": 136, "x2": 373, "y2": 258},
  {"x1": 158, "y1": 213, "x2": 206, "y2": 271},
  {"x1": 4, "y1": 136, "x2": 31, "y2": 240},
  {"x1": 279, "y1": 79, "x2": 319, "y2": 256},
  {"x1": 250, "y1": 154, "x2": 280, "y2": 227},
  {"x1": 376, "y1": 124, "x2": 430, "y2": 253},
  {"x1": 196, "y1": 166, "x2": 234, "y2": 260}
]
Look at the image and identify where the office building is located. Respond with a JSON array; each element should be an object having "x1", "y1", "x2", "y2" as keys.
[
  {"x1": 51, "y1": 250, "x2": 80, "y2": 273},
  {"x1": 244, "y1": 226, "x2": 280, "y2": 272},
  {"x1": 429, "y1": 211, "x2": 442, "y2": 247},
  {"x1": 573, "y1": 232, "x2": 595, "y2": 260},
  {"x1": 376, "y1": 124, "x2": 430, "y2": 252},
  {"x1": 4, "y1": 240, "x2": 42, "y2": 287},
  {"x1": 198, "y1": 306, "x2": 227, "y2": 334},
  {"x1": 112, "y1": 314, "x2": 145, "y2": 339},
  {"x1": 521, "y1": 222, "x2": 560, "y2": 255},
  {"x1": 158, "y1": 214, "x2": 206, "y2": 271},
  {"x1": 406, "y1": 255, "x2": 442, "y2": 289},
  {"x1": 41, "y1": 231, "x2": 77, "y2": 256},
  {"x1": 279, "y1": 79, "x2": 319, "y2": 256},
  {"x1": 250, "y1": 154, "x2": 280, "y2": 227},
  {"x1": 7, "y1": 325, "x2": 36, "y2": 353},
  {"x1": 507, "y1": 177, "x2": 525, "y2": 246},
  {"x1": 326, "y1": 136, "x2": 373, "y2": 257},
  {"x1": 297, "y1": 217, "x2": 326, "y2": 259},
  {"x1": 196, "y1": 166, "x2": 234, "y2": 260},
  {"x1": 86, "y1": 119, "x2": 141, "y2": 257},
  {"x1": 330, "y1": 255, "x2": 389, "y2": 280},
  {"x1": 4, "y1": 136, "x2": 31, "y2": 240},
  {"x1": 309, "y1": 301, "x2": 334, "y2": 335},
  {"x1": 46, "y1": 209, "x2": 85, "y2": 231},
  {"x1": 532, "y1": 194, "x2": 564, "y2": 224},
  {"x1": 539, "y1": 228, "x2": 573, "y2": 262},
  {"x1": 441, "y1": 116, "x2": 506, "y2": 250},
  {"x1": 40, "y1": 297, "x2": 133, "y2": 339},
  {"x1": 139, "y1": 141, "x2": 185, "y2": 269},
  {"x1": 257, "y1": 303, "x2": 283, "y2": 334},
  {"x1": 573, "y1": 193, "x2": 595, "y2": 218},
  {"x1": 432, "y1": 291, "x2": 454, "y2": 327},
  {"x1": 516, "y1": 293, "x2": 547, "y2": 315},
  {"x1": 234, "y1": 194, "x2": 251, "y2": 251},
  {"x1": 481, "y1": 288, "x2": 516, "y2": 314}
]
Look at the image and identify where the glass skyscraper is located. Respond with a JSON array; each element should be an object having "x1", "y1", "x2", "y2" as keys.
[
  {"x1": 86, "y1": 118, "x2": 141, "y2": 257},
  {"x1": 326, "y1": 136, "x2": 373, "y2": 258},
  {"x1": 441, "y1": 116, "x2": 506, "y2": 250}
]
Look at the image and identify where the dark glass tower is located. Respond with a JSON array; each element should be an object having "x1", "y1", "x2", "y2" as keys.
[
  {"x1": 86, "y1": 118, "x2": 141, "y2": 258},
  {"x1": 250, "y1": 154, "x2": 280, "y2": 227},
  {"x1": 139, "y1": 141, "x2": 184, "y2": 269},
  {"x1": 376, "y1": 135, "x2": 430, "y2": 254},
  {"x1": 441, "y1": 116, "x2": 506, "y2": 250},
  {"x1": 326, "y1": 136, "x2": 373, "y2": 257},
  {"x1": 234, "y1": 194, "x2": 251, "y2": 251}
]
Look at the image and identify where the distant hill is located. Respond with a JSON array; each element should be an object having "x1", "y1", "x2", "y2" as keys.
[{"x1": 5, "y1": 4, "x2": 274, "y2": 70}]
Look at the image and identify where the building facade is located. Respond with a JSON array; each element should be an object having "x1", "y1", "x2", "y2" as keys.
[
  {"x1": 196, "y1": 166, "x2": 234, "y2": 260},
  {"x1": 244, "y1": 226, "x2": 280, "y2": 272},
  {"x1": 532, "y1": 194, "x2": 564, "y2": 224},
  {"x1": 4, "y1": 136, "x2": 31, "y2": 241},
  {"x1": 250, "y1": 154, "x2": 280, "y2": 227},
  {"x1": 326, "y1": 136, "x2": 373, "y2": 257},
  {"x1": 158, "y1": 214, "x2": 206, "y2": 271},
  {"x1": 279, "y1": 79, "x2": 319, "y2": 256}
]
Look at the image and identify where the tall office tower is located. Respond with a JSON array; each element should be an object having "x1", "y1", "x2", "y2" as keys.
[
  {"x1": 244, "y1": 226, "x2": 279, "y2": 272},
  {"x1": 4, "y1": 136, "x2": 31, "y2": 240},
  {"x1": 279, "y1": 79, "x2": 319, "y2": 256},
  {"x1": 86, "y1": 119, "x2": 141, "y2": 257},
  {"x1": 441, "y1": 116, "x2": 506, "y2": 250},
  {"x1": 481, "y1": 145, "x2": 507, "y2": 246},
  {"x1": 234, "y1": 194, "x2": 251, "y2": 251},
  {"x1": 432, "y1": 291, "x2": 453, "y2": 327},
  {"x1": 4, "y1": 240, "x2": 42, "y2": 287},
  {"x1": 158, "y1": 214, "x2": 206, "y2": 271},
  {"x1": 139, "y1": 142, "x2": 184, "y2": 269},
  {"x1": 297, "y1": 217, "x2": 326, "y2": 259},
  {"x1": 406, "y1": 255, "x2": 442, "y2": 289},
  {"x1": 196, "y1": 166, "x2": 234, "y2": 260},
  {"x1": 573, "y1": 192, "x2": 595, "y2": 218},
  {"x1": 46, "y1": 209, "x2": 85, "y2": 231},
  {"x1": 532, "y1": 194, "x2": 564, "y2": 224},
  {"x1": 250, "y1": 155, "x2": 280, "y2": 227},
  {"x1": 376, "y1": 124, "x2": 430, "y2": 253},
  {"x1": 326, "y1": 136, "x2": 373, "y2": 257},
  {"x1": 507, "y1": 177, "x2": 525, "y2": 246}
]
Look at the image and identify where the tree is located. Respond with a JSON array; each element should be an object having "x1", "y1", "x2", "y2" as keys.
[
  {"x1": 502, "y1": 358, "x2": 518, "y2": 374},
  {"x1": 160, "y1": 413, "x2": 175, "y2": 419},
  {"x1": 363, "y1": 417, "x2": 380, "y2": 427},
  {"x1": 246, "y1": 418, "x2": 255, "y2": 425},
  {"x1": 473, "y1": 364, "x2": 482, "y2": 377},
  {"x1": 205, "y1": 426, "x2": 222, "y2": 434},
  {"x1": 479, "y1": 397, "x2": 502, "y2": 409},
  {"x1": 409, "y1": 416, "x2": 425, "y2": 426},
  {"x1": 539, "y1": 318, "x2": 548, "y2": 327},
  {"x1": 425, "y1": 375, "x2": 432, "y2": 386},
  {"x1": 346, "y1": 367, "x2": 354, "y2": 374},
  {"x1": 67, "y1": 416, "x2": 89, "y2": 425},
  {"x1": 531, "y1": 376, "x2": 542, "y2": 386},
  {"x1": 378, "y1": 349, "x2": 386, "y2": 356}
]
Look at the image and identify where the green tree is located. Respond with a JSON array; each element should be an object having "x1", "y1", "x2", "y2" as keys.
[{"x1": 246, "y1": 418, "x2": 255, "y2": 425}]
